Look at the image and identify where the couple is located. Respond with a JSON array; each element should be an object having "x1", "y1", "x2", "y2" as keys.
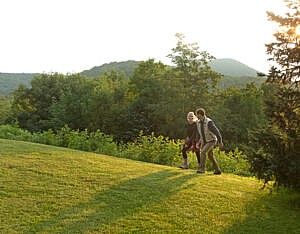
[{"x1": 180, "y1": 108, "x2": 223, "y2": 174}]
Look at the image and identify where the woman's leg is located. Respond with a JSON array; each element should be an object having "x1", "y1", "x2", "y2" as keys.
[{"x1": 180, "y1": 146, "x2": 189, "y2": 169}]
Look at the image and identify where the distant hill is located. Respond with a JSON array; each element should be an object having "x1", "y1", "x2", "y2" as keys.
[
  {"x1": 80, "y1": 58, "x2": 259, "y2": 78},
  {"x1": 80, "y1": 60, "x2": 139, "y2": 78},
  {"x1": 0, "y1": 58, "x2": 264, "y2": 96},
  {"x1": 0, "y1": 73, "x2": 37, "y2": 96},
  {"x1": 209, "y1": 58, "x2": 258, "y2": 77},
  {"x1": 81, "y1": 58, "x2": 265, "y2": 89}
]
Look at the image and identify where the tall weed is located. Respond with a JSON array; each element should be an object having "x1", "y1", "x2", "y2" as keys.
[{"x1": 121, "y1": 132, "x2": 182, "y2": 166}]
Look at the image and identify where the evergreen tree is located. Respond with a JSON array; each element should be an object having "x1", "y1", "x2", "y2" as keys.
[{"x1": 248, "y1": 0, "x2": 300, "y2": 190}]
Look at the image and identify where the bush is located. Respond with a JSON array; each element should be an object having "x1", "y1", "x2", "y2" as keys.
[
  {"x1": 0, "y1": 125, "x2": 33, "y2": 141},
  {"x1": 31, "y1": 129, "x2": 56, "y2": 145},
  {"x1": 121, "y1": 131, "x2": 182, "y2": 166},
  {"x1": 0, "y1": 125, "x2": 253, "y2": 177},
  {"x1": 209, "y1": 147, "x2": 252, "y2": 176},
  {"x1": 89, "y1": 130, "x2": 118, "y2": 156},
  {"x1": 247, "y1": 126, "x2": 300, "y2": 190}
]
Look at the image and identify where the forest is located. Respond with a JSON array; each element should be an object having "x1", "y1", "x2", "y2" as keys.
[{"x1": 0, "y1": 1, "x2": 299, "y2": 190}]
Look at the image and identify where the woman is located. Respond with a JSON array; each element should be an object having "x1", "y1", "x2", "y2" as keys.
[{"x1": 180, "y1": 112, "x2": 201, "y2": 170}]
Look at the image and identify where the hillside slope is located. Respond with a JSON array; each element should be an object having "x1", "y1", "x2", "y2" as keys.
[
  {"x1": 0, "y1": 139, "x2": 299, "y2": 233},
  {"x1": 209, "y1": 58, "x2": 258, "y2": 77},
  {"x1": 0, "y1": 72, "x2": 36, "y2": 96}
]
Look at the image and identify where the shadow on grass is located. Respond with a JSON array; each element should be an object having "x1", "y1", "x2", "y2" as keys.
[
  {"x1": 28, "y1": 169, "x2": 196, "y2": 233},
  {"x1": 223, "y1": 188, "x2": 300, "y2": 234}
]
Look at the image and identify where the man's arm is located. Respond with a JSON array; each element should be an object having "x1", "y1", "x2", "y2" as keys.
[{"x1": 208, "y1": 121, "x2": 223, "y2": 147}]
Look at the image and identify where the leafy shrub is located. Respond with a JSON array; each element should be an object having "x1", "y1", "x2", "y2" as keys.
[
  {"x1": 121, "y1": 131, "x2": 182, "y2": 166},
  {"x1": 209, "y1": 147, "x2": 252, "y2": 176},
  {"x1": 31, "y1": 129, "x2": 56, "y2": 145},
  {"x1": 0, "y1": 125, "x2": 33, "y2": 141},
  {"x1": 66, "y1": 129, "x2": 90, "y2": 151},
  {"x1": 89, "y1": 130, "x2": 118, "y2": 156},
  {"x1": 53, "y1": 125, "x2": 72, "y2": 147},
  {"x1": 247, "y1": 126, "x2": 300, "y2": 190},
  {"x1": 0, "y1": 125, "x2": 253, "y2": 177}
]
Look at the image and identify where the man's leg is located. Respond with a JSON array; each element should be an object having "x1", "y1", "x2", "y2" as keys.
[
  {"x1": 208, "y1": 149, "x2": 221, "y2": 174},
  {"x1": 197, "y1": 141, "x2": 215, "y2": 173}
]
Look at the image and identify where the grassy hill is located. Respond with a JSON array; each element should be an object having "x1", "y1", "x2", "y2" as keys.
[{"x1": 0, "y1": 139, "x2": 299, "y2": 233}]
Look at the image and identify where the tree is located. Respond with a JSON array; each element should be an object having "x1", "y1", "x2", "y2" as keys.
[
  {"x1": 0, "y1": 95, "x2": 11, "y2": 124},
  {"x1": 167, "y1": 33, "x2": 222, "y2": 114},
  {"x1": 213, "y1": 83, "x2": 267, "y2": 150},
  {"x1": 126, "y1": 59, "x2": 167, "y2": 139},
  {"x1": 10, "y1": 84, "x2": 36, "y2": 130},
  {"x1": 49, "y1": 74, "x2": 95, "y2": 130},
  {"x1": 248, "y1": 0, "x2": 300, "y2": 190},
  {"x1": 87, "y1": 69, "x2": 129, "y2": 140}
]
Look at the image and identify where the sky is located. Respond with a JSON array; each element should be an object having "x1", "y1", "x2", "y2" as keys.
[{"x1": 0, "y1": 0, "x2": 287, "y2": 74}]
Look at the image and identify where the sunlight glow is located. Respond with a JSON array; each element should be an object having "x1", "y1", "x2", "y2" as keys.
[{"x1": 296, "y1": 25, "x2": 300, "y2": 36}]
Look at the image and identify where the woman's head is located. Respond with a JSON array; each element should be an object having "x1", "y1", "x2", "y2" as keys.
[{"x1": 187, "y1": 112, "x2": 197, "y2": 124}]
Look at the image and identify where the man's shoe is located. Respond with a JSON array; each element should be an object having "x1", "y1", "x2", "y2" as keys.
[
  {"x1": 214, "y1": 170, "x2": 222, "y2": 175},
  {"x1": 180, "y1": 164, "x2": 189, "y2": 169},
  {"x1": 196, "y1": 169, "x2": 205, "y2": 174}
]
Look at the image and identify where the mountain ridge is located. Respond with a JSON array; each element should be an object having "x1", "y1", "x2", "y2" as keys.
[{"x1": 0, "y1": 58, "x2": 261, "y2": 95}]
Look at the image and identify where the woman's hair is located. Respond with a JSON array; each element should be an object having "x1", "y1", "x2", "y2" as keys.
[{"x1": 187, "y1": 112, "x2": 198, "y2": 122}]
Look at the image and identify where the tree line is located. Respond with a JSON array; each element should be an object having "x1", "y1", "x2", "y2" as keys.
[{"x1": 1, "y1": 34, "x2": 266, "y2": 148}]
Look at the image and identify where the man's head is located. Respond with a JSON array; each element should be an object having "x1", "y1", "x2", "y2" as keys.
[{"x1": 196, "y1": 108, "x2": 206, "y2": 121}]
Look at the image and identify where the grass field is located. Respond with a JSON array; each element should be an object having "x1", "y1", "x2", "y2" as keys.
[{"x1": 0, "y1": 138, "x2": 299, "y2": 233}]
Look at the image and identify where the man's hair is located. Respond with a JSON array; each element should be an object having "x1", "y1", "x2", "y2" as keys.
[{"x1": 196, "y1": 108, "x2": 206, "y2": 116}]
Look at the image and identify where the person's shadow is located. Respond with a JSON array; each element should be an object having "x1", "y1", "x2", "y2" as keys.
[{"x1": 28, "y1": 169, "x2": 196, "y2": 233}]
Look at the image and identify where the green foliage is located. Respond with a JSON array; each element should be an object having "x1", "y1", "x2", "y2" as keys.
[
  {"x1": 86, "y1": 70, "x2": 129, "y2": 138},
  {"x1": 247, "y1": 125, "x2": 300, "y2": 189},
  {"x1": 213, "y1": 83, "x2": 267, "y2": 149},
  {"x1": 0, "y1": 95, "x2": 11, "y2": 124},
  {"x1": 167, "y1": 33, "x2": 222, "y2": 113},
  {"x1": 0, "y1": 124, "x2": 33, "y2": 141},
  {"x1": 0, "y1": 59, "x2": 261, "y2": 97},
  {"x1": 121, "y1": 131, "x2": 182, "y2": 166},
  {"x1": 0, "y1": 125, "x2": 254, "y2": 176},
  {"x1": 126, "y1": 59, "x2": 167, "y2": 138},
  {"x1": 210, "y1": 148, "x2": 251, "y2": 176},
  {"x1": 49, "y1": 75, "x2": 95, "y2": 130},
  {"x1": 248, "y1": 1, "x2": 300, "y2": 190},
  {"x1": 10, "y1": 73, "x2": 67, "y2": 131},
  {"x1": 218, "y1": 75, "x2": 266, "y2": 89},
  {"x1": 0, "y1": 125, "x2": 118, "y2": 157}
]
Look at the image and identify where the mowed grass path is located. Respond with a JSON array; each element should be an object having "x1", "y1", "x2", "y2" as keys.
[{"x1": 0, "y1": 139, "x2": 299, "y2": 233}]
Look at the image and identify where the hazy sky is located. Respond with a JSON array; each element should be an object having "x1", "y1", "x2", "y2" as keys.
[{"x1": 0, "y1": 0, "x2": 286, "y2": 74}]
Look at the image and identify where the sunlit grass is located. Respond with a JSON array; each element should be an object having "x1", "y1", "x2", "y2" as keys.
[{"x1": 0, "y1": 139, "x2": 299, "y2": 233}]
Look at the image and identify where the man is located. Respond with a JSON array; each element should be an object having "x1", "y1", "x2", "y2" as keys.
[{"x1": 195, "y1": 108, "x2": 223, "y2": 174}]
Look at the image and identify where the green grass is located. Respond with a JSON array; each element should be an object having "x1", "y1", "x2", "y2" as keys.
[{"x1": 0, "y1": 139, "x2": 299, "y2": 233}]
